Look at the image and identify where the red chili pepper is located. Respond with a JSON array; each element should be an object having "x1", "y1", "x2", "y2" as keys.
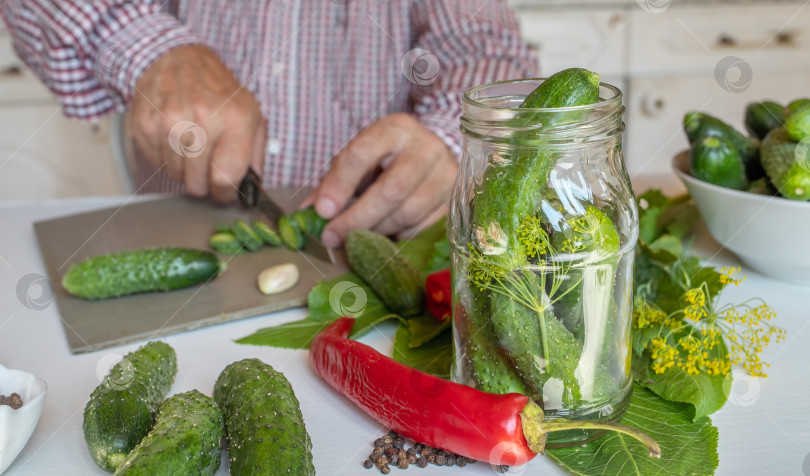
[
  {"x1": 425, "y1": 269, "x2": 452, "y2": 321},
  {"x1": 310, "y1": 317, "x2": 661, "y2": 466}
]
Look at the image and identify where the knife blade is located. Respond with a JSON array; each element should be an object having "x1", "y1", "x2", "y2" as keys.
[{"x1": 239, "y1": 168, "x2": 337, "y2": 264}]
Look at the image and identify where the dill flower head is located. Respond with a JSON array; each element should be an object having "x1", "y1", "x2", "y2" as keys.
[
  {"x1": 640, "y1": 268, "x2": 785, "y2": 379},
  {"x1": 516, "y1": 214, "x2": 549, "y2": 259}
]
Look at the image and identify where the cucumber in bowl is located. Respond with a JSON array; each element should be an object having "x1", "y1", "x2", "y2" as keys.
[{"x1": 689, "y1": 136, "x2": 747, "y2": 190}]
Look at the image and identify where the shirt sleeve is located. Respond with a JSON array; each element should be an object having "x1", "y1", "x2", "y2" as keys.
[
  {"x1": 0, "y1": 1, "x2": 205, "y2": 120},
  {"x1": 408, "y1": 0, "x2": 538, "y2": 158}
]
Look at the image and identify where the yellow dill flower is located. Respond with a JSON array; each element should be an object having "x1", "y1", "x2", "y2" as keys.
[
  {"x1": 719, "y1": 266, "x2": 745, "y2": 286},
  {"x1": 634, "y1": 298, "x2": 667, "y2": 329},
  {"x1": 516, "y1": 215, "x2": 549, "y2": 259},
  {"x1": 560, "y1": 239, "x2": 585, "y2": 253}
]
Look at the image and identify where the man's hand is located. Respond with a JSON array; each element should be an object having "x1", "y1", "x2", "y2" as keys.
[
  {"x1": 306, "y1": 113, "x2": 458, "y2": 247},
  {"x1": 129, "y1": 45, "x2": 266, "y2": 202}
]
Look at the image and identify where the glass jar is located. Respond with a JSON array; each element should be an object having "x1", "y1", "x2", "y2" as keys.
[{"x1": 449, "y1": 78, "x2": 638, "y2": 447}]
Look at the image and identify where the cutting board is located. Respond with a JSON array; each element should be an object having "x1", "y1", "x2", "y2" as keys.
[{"x1": 34, "y1": 190, "x2": 349, "y2": 354}]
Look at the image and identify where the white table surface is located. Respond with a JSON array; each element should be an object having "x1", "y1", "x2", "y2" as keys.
[{"x1": 1, "y1": 193, "x2": 809, "y2": 476}]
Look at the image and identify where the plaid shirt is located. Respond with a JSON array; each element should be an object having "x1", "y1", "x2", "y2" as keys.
[{"x1": 1, "y1": 0, "x2": 536, "y2": 190}]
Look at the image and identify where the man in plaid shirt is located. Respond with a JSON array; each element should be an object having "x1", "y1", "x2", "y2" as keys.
[{"x1": 1, "y1": 0, "x2": 536, "y2": 246}]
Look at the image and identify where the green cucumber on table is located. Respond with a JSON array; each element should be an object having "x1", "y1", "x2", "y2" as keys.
[
  {"x1": 345, "y1": 229, "x2": 425, "y2": 318},
  {"x1": 214, "y1": 359, "x2": 315, "y2": 476},
  {"x1": 114, "y1": 390, "x2": 223, "y2": 476},
  {"x1": 83, "y1": 341, "x2": 177, "y2": 472},
  {"x1": 62, "y1": 248, "x2": 225, "y2": 300}
]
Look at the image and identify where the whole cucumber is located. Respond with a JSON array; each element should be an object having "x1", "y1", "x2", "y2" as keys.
[
  {"x1": 784, "y1": 103, "x2": 810, "y2": 142},
  {"x1": 683, "y1": 111, "x2": 762, "y2": 179},
  {"x1": 761, "y1": 127, "x2": 810, "y2": 200},
  {"x1": 345, "y1": 229, "x2": 425, "y2": 317},
  {"x1": 744, "y1": 100, "x2": 784, "y2": 139},
  {"x1": 689, "y1": 135, "x2": 747, "y2": 190},
  {"x1": 63, "y1": 248, "x2": 225, "y2": 300},
  {"x1": 214, "y1": 359, "x2": 314, "y2": 476},
  {"x1": 83, "y1": 341, "x2": 177, "y2": 472},
  {"x1": 114, "y1": 390, "x2": 223, "y2": 476}
]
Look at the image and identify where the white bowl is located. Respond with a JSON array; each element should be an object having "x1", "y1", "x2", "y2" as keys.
[
  {"x1": 673, "y1": 152, "x2": 810, "y2": 285},
  {"x1": 0, "y1": 365, "x2": 47, "y2": 475}
]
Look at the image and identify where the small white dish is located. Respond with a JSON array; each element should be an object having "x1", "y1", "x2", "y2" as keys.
[
  {"x1": 0, "y1": 364, "x2": 47, "y2": 475},
  {"x1": 673, "y1": 151, "x2": 810, "y2": 285}
]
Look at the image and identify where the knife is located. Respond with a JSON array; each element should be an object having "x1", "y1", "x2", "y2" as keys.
[{"x1": 239, "y1": 168, "x2": 337, "y2": 264}]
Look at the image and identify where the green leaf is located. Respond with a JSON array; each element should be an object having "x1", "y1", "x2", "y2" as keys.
[
  {"x1": 426, "y1": 238, "x2": 451, "y2": 274},
  {"x1": 397, "y1": 219, "x2": 448, "y2": 272},
  {"x1": 392, "y1": 321, "x2": 453, "y2": 378},
  {"x1": 634, "y1": 332, "x2": 731, "y2": 422},
  {"x1": 307, "y1": 272, "x2": 388, "y2": 321},
  {"x1": 402, "y1": 315, "x2": 451, "y2": 348},
  {"x1": 235, "y1": 318, "x2": 331, "y2": 349},
  {"x1": 236, "y1": 273, "x2": 396, "y2": 349},
  {"x1": 637, "y1": 190, "x2": 698, "y2": 244},
  {"x1": 547, "y1": 385, "x2": 719, "y2": 476}
]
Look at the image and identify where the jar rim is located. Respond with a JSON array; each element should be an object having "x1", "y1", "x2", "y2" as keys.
[{"x1": 462, "y1": 78, "x2": 623, "y2": 113}]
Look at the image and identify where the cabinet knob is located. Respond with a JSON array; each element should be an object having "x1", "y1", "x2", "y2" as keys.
[
  {"x1": 640, "y1": 92, "x2": 666, "y2": 118},
  {"x1": 717, "y1": 34, "x2": 737, "y2": 47},
  {"x1": 0, "y1": 64, "x2": 23, "y2": 78}
]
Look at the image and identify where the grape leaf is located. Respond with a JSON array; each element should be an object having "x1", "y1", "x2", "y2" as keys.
[
  {"x1": 392, "y1": 322, "x2": 453, "y2": 379},
  {"x1": 426, "y1": 238, "x2": 451, "y2": 274},
  {"x1": 396, "y1": 219, "x2": 448, "y2": 273},
  {"x1": 547, "y1": 385, "x2": 719, "y2": 476},
  {"x1": 402, "y1": 314, "x2": 451, "y2": 348},
  {"x1": 634, "y1": 334, "x2": 731, "y2": 422}
]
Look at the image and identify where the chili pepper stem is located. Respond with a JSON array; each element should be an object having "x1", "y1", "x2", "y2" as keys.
[{"x1": 520, "y1": 401, "x2": 662, "y2": 458}]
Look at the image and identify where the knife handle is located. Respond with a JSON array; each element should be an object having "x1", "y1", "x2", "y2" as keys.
[{"x1": 239, "y1": 168, "x2": 262, "y2": 208}]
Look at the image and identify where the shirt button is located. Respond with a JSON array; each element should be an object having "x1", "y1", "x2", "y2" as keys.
[
  {"x1": 272, "y1": 63, "x2": 285, "y2": 77},
  {"x1": 267, "y1": 139, "x2": 281, "y2": 155}
]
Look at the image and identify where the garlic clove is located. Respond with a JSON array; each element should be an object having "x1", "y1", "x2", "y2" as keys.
[{"x1": 257, "y1": 263, "x2": 300, "y2": 295}]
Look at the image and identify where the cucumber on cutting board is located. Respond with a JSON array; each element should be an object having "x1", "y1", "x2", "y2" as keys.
[
  {"x1": 278, "y1": 214, "x2": 305, "y2": 250},
  {"x1": 345, "y1": 229, "x2": 425, "y2": 317},
  {"x1": 62, "y1": 248, "x2": 225, "y2": 300},
  {"x1": 214, "y1": 359, "x2": 314, "y2": 476},
  {"x1": 292, "y1": 206, "x2": 328, "y2": 239},
  {"x1": 114, "y1": 390, "x2": 223, "y2": 476},
  {"x1": 232, "y1": 219, "x2": 263, "y2": 251},
  {"x1": 83, "y1": 341, "x2": 177, "y2": 472}
]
